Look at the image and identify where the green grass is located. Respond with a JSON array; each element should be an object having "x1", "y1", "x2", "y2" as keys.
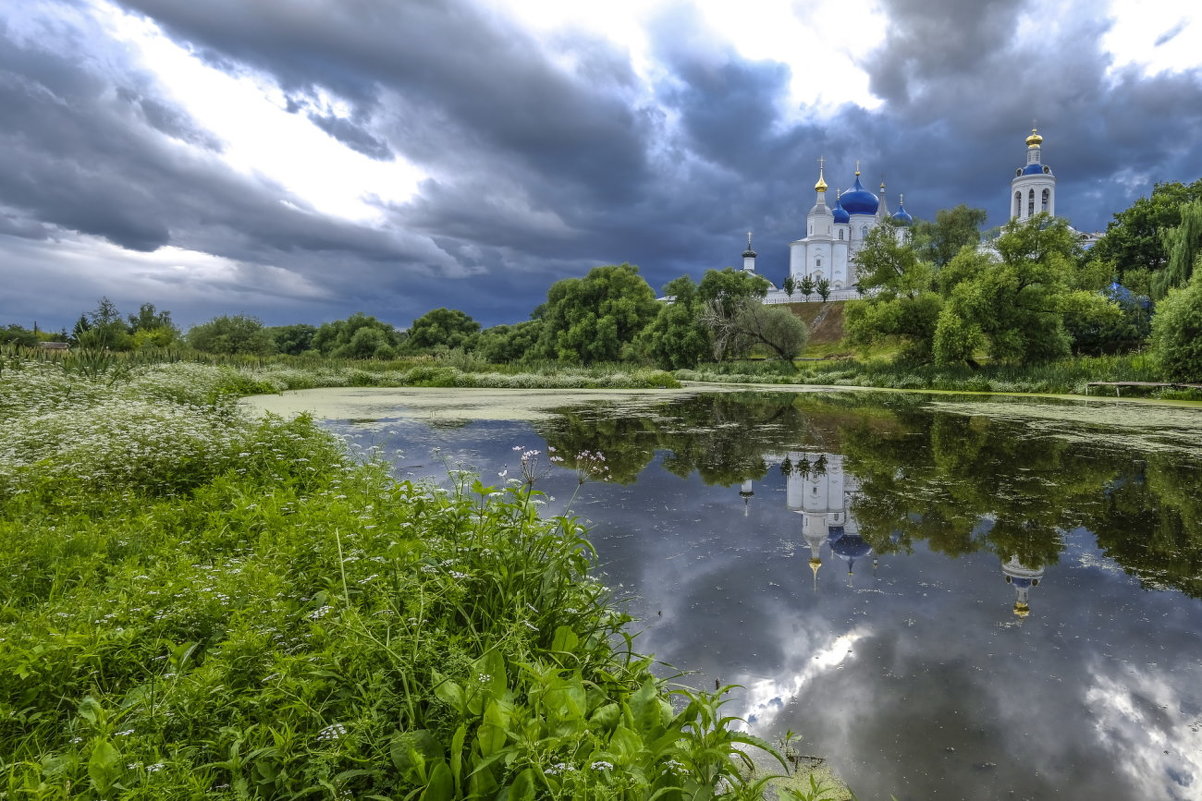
[
  {"x1": 676, "y1": 353, "x2": 1190, "y2": 398},
  {"x1": 0, "y1": 356, "x2": 782, "y2": 800}
]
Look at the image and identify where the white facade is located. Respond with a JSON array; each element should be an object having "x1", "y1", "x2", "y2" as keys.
[
  {"x1": 1010, "y1": 128, "x2": 1055, "y2": 221},
  {"x1": 745, "y1": 163, "x2": 913, "y2": 304}
]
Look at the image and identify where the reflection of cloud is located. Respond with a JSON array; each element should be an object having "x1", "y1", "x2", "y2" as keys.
[
  {"x1": 735, "y1": 627, "x2": 869, "y2": 731},
  {"x1": 1084, "y1": 663, "x2": 1202, "y2": 800}
]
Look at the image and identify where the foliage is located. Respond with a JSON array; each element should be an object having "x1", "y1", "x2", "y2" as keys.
[
  {"x1": 797, "y1": 275, "x2": 816, "y2": 301},
  {"x1": 474, "y1": 320, "x2": 543, "y2": 364},
  {"x1": 406, "y1": 308, "x2": 481, "y2": 353},
  {"x1": 934, "y1": 215, "x2": 1082, "y2": 366},
  {"x1": 74, "y1": 297, "x2": 133, "y2": 351},
  {"x1": 816, "y1": 278, "x2": 831, "y2": 302},
  {"x1": 1154, "y1": 198, "x2": 1202, "y2": 298},
  {"x1": 702, "y1": 298, "x2": 808, "y2": 361},
  {"x1": 910, "y1": 204, "x2": 986, "y2": 267},
  {"x1": 1150, "y1": 269, "x2": 1202, "y2": 382},
  {"x1": 269, "y1": 324, "x2": 318, "y2": 356},
  {"x1": 845, "y1": 222, "x2": 942, "y2": 361},
  {"x1": 312, "y1": 313, "x2": 404, "y2": 359},
  {"x1": 1090, "y1": 178, "x2": 1202, "y2": 282},
  {"x1": 697, "y1": 268, "x2": 770, "y2": 317},
  {"x1": 634, "y1": 276, "x2": 712, "y2": 370},
  {"x1": 126, "y1": 303, "x2": 181, "y2": 350},
  {"x1": 0, "y1": 358, "x2": 774, "y2": 800},
  {"x1": 533, "y1": 264, "x2": 660, "y2": 364},
  {"x1": 187, "y1": 314, "x2": 277, "y2": 355}
]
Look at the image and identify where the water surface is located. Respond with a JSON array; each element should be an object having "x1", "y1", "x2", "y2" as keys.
[{"x1": 315, "y1": 390, "x2": 1202, "y2": 801}]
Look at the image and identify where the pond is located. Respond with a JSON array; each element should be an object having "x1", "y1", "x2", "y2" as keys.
[{"x1": 256, "y1": 388, "x2": 1202, "y2": 801}]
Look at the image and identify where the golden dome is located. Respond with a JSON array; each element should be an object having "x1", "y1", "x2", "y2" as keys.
[
  {"x1": 814, "y1": 172, "x2": 828, "y2": 192},
  {"x1": 1025, "y1": 128, "x2": 1043, "y2": 148},
  {"x1": 1013, "y1": 601, "x2": 1030, "y2": 618}
]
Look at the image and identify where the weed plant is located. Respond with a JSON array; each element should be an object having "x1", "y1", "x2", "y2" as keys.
[{"x1": 0, "y1": 357, "x2": 779, "y2": 799}]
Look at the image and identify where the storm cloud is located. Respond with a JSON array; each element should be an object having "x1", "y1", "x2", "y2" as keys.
[{"x1": 1, "y1": 0, "x2": 1200, "y2": 330}]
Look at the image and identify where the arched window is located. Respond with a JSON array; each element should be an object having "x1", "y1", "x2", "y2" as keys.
[
  {"x1": 838, "y1": 229, "x2": 844, "y2": 240},
  {"x1": 1014, "y1": 191, "x2": 1022, "y2": 218},
  {"x1": 809, "y1": 225, "x2": 812, "y2": 235},
  {"x1": 1041, "y1": 188, "x2": 1050, "y2": 211},
  {"x1": 1028, "y1": 189, "x2": 1035, "y2": 217},
  {"x1": 861, "y1": 225, "x2": 868, "y2": 239},
  {"x1": 816, "y1": 257, "x2": 822, "y2": 268}
]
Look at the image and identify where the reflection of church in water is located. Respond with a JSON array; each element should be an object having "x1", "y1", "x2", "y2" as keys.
[{"x1": 738, "y1": 452, "x2": 1046, "y2": 618}]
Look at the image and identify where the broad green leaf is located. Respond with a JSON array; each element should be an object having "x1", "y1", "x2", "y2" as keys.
[
  {"x1": 87, "y1": 739, "x2": 120, "y2": 795},
  {"x1": 551, "y1": 626, "x2": 579, "y2": 654},
  {"x1": 390, "y1": 730, "x2": 442, "y2": 781},
  {"x1": 419, "y1": 759, "x2": 452, "y2": 801}
]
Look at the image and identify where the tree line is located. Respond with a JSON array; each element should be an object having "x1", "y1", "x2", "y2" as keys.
[{"x1": 5, "y1": 177, "x2": 1200, "y2": 379}]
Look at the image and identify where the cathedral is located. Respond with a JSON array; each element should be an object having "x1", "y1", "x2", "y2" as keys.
[{"x1": 745, "y1": 128, "x2": 1056, "y2": 303}]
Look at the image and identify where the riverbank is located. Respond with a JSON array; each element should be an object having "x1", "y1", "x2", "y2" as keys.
[{"x1": 0, "y1": 358, "x2": 786, "y2": 799}]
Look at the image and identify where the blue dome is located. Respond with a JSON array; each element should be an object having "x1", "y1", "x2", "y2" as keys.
[
  {"x1": 1022, "y1": 163, "x2": 1050, "y2": 175},
  {"x1": 891, "y1": 205, "x2": 913, "y2": 226},
  {"x1": 832, "y1": 196, "x2": 850, "y2": 224},
  {"x1": 840, "y1": 175, "x2": 879, "y2": 215}
]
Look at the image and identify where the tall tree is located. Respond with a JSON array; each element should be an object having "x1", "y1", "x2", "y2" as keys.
[
  {"x1": 534, "y1": 264, "x2": 659, "y2": 364},
  {"x1": 1150, "y1": 269, "x2": 1202, "y2": 382},
  {"x1": 406, "y1": 308, "x2": 480, "y2": 352},
  {"x1": 635, "y1": 275, "x2": 711, "y2": 369},
  {"x1": 844, "y1": 221, "x2": 943, "y2": 361},
  {"x1": 1091, "y1": 178, "x2": 1202, "y2": 281},
  {"x1": 701, "y1": 297, "x2": 807, "y2": 361},
  {"x1": 1154, "y1": 199, "x2": 1202, "y2": 299},
  {"x1": 911, "y1": 204, "x2": 987, "y2": 268},
  {"x1": 934, "y1": 214, "x2": 1081, "y2": 366},
  {"x1": 313, "y1": 313, "x2": 404, "y2": 358},
  {"x1": 187, "y1": 315, "x2": 275, "y2": 355}
]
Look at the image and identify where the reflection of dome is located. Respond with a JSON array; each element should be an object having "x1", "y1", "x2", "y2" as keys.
[
  {"x1": 1002, "y1": 556, "x2": 1045, "y2": 618},
  {"x1": 841, "y1": 174, "x2": 879, "y2": 215},
  {"x1": 831, "y1": 531, "x2": 873, "y2": 573}
]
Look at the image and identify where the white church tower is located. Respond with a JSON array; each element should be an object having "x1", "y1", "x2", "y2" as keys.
[{"x1": 1010, "y1": 128, "x2": 1055, "y2": 221}]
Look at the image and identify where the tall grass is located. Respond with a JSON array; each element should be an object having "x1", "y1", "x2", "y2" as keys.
[{"x1": 0, "y1": 357, "x2": 780, "y2": 799}]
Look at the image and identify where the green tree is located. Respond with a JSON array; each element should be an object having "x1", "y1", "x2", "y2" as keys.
[
  {"x1": 126, "y1": 303, "x2": 181, "y2": 349},
  {"x1": 1091, "y1": 179, "x2": 1202, "y2": 282},
  {"x1": 312, "y1": 313, "x2": 404, "y2": 359},
  {"x1": 844, "y1": 221, "x2": 943, "y2": 361},
  {"x1": 534, "y1": 264, "x2": 659, "y2": 364},
  {"x1": 697, "y1": 267, "x2": 771, "y2": 316},
  {"x1": 634, "y1": 275, "x2": 711, "y2": 369},
  {"x1": 1154, "y1": 199, "x2": 1202, "y2": 298},
  {"x1": 1150, "y1": 269, "x2": 1202, "y2": 382},
  {"x1": 816, "y1": 277, "x2": 832, "y2": 302},
  {"x1": 934, "y1": 215, "x2": 1081, "y2": 366},
  {"x1": 406, "y1": 308, "x2": 481, "y2": 352},
  {"x1": 911, "y1": 204, "x2": 987, "y2": 268},
  {"x1": 1057, "y1": 290, "x2": 1130, "y2": 356},
  {"x1": 0, "y1": 324, "x2": 39, "y2": 347},
  {"x1": 269, "y1": 324, "x2": 318, "y2": 356},
  {"x1": 475, "y1": 320, "x2": 543, "y2": 364},
  {"x1": 701, "y1": 297, "x2": 807, "y2": 361},
  {"x1": 186, "y1": 314, "x2": 276, "y2": 355},
  {"x1": 782, "y1": 275, "x2": 796, "y2": 300},
  {"x1": 75, "y1": 297, "x2": 132, "y2": 350},
  {"x1": 798, "y1": 275, "x2": 816, "y2": 301}
]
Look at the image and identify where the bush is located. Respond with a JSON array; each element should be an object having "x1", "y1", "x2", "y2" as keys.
[{"x1": 1151, "y1": 269, "x2": 1202, "y2": 382}]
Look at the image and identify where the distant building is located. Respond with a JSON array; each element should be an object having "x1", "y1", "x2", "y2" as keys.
[
  {"x1": 742, "y1": 159, "x2": 913, "y2": 304},
  {"x1": 1010, "y1": 128, "x2": 1056, "y2": 221}
]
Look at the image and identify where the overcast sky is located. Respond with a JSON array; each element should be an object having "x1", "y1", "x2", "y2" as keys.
[{"x1": 2, "y1": 0, "x2": 1201, "y2": 332}]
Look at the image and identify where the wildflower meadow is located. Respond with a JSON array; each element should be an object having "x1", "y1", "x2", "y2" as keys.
[{"x1": 0, "y1": 352, "x2": 784, "y2": 800}]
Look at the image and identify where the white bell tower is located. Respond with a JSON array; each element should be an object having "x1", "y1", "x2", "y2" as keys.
[{"x1": 1010, "y1": 127, "x2": 1055, "y2": 221}]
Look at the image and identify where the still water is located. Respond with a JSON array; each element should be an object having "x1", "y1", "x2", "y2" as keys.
[{"x1": 326, "y1": 390, "x2": 1202, "y2": 801}]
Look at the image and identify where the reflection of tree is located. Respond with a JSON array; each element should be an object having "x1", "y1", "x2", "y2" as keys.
[
  {"x1": 537, "y1": 392, "x2": 1202, "y2": 599},
  {"x1": 537, "y1": 409, "x2": 659, "y2": 484},
  {"x1": 1083, "y1": 456, "x2": 1202, "y2": 597},
  {"x1": 843, "y1": 409, "x2": 1111, "y2": 570}
]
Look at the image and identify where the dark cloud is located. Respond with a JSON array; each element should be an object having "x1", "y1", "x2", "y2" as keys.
[
  {"x1": 307, "y1": 112, "x2": 394, "y2": 161},
  {"x1": 1, "y1": 0, "x2": 1201, "y2": 332}
]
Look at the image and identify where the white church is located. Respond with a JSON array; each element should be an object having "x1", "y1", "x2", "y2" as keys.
[{"x1": 746, "y1": 128, "x2": 1056, "y2": 303}]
